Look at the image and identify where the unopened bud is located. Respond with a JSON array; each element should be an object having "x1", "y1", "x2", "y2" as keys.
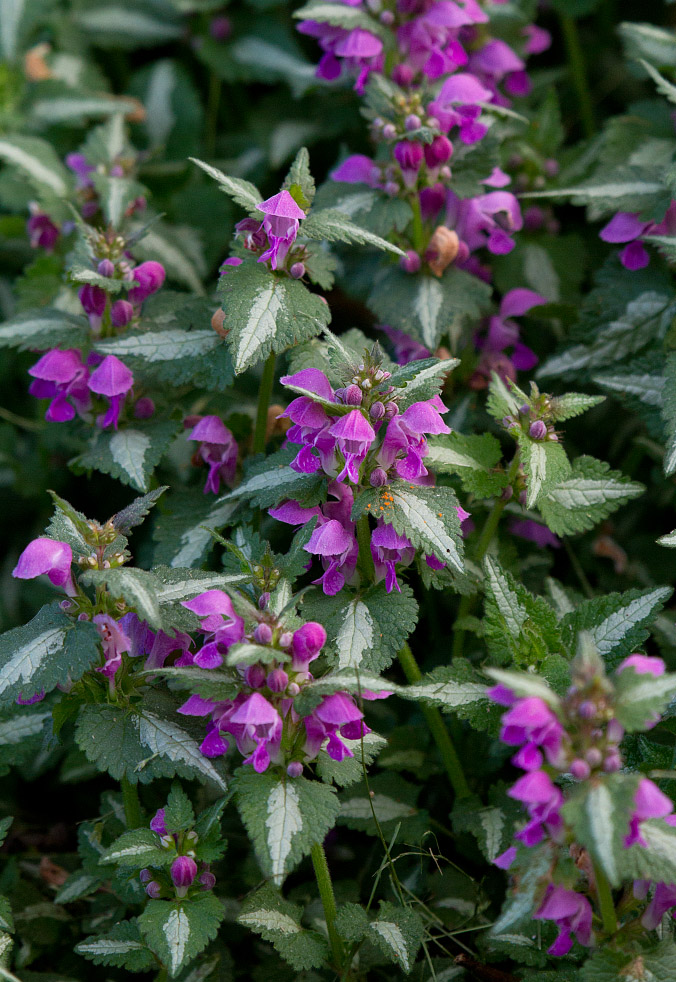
[
  {"x1": 111, "y1": 299, "x2": 133, "y2": 327},
  {"x1": 290, "y1": 262, "x2": 305, "y2": 279},
  {"x1": 405, "y1": 113, "x2": 421, "y2": 132},
  {"x1": 603, "y1": 752, "x2": 622, "y2": 773},
  {"x1": 529, "y1": 420, "x2": 547, "y2": 440},
  {"x1": 287, "y1": 761, "x2": 303, "y2": 778},
  {"x1": 585, "y1": 748, "x2": 603, "y2": 768},
  {"x1": 254, "y1": 623, "x2": 273, "y2": 644},
  {"x1": 287, "y1": 682, "x2": 301, "y2": 697},
  {"x1": 245, "y1": 664, "x2": 266, "y2": 689},
  {"x1": 369, "y1": 401, "x2": 386, "y2": 421},
  {"x1": 578, "y1": 700, "x2": 596, "y2": 720},
  {"x1": 570, "y1": 759, "x2": 590, "y2": 781},
  {"x1": 267, "y1": 668, "x2": 289, "y2": 692},
  {"x1": 199, "y1": 870, "x2": 216, "y2": 890},
  {"x1": 606, "y1": 719, "x2": 624, "y2": 743},
  {"x1": 139, "y1": 868, "x2": 153, "y2": 883},
  {"x1": 344, "y1": 384, "x2": 363, "y2": 406},
  {"x1": 258, "y1": 592, "x2": 270, "y2": 610},
  {"x1": 382, "y1": 123, "x2": 397, "y2": 140},
  {"x1": 369, "y1": 467, "x2": 389, "y2": 487},
  {"x1": 279, "y1": 631, "x2": 293, "y2": 649},
  {"x1": 145, "y1": 881, "x2": 162, "y2": 899},
  {"x1": 384, "y1": 402, "x2": 398, "y2": 420},
  {"x1": 171, "y1": 856, "x2": 197, "y2": 895},
  {"x1": 399, "y1": 249, "x2": 421, "y2": 274}
]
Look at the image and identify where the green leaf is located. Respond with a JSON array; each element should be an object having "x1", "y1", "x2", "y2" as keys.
[
  {"x1": 0, "y1": 604, "x2": 100, "y2": 707},
  {"x1": 0, "y1": 309, "x2": 88, "y2": 351},
  {"x1": 316, "y1": 730, "x2": 387, "y2": 788},
  {"x1": 225, "y1": 642, "x2": 290, "y2": 667},
  {"x1": 75, "y1": 919, "x2": 154, "y2": 972},
  {"x1": 517, "y1": 436, "x2": 571, "y2": 509},
  {"x1": 217, "y1": 262, "x2": 331, "y2": 374},
  {"x1": 593, "y1": 370, "x2": 664, "y2": 406},
  {"x1": 662, "y1": 352, "x2": 676, "y2": 476},
  {"x1": 368, "y1": 266, "x2": 491, "y2": 350},
  {"x1": 100, "y1": 828, "x2": 169, "y2": 868},
  {"x1": 68, "y1": 263, "x2": 130, "y2": 294},
  {"x1": 74, "y1": 6, "x2": 182, "y2": 47},
  {"x1": 225, "y1": 444, "x2": 325, "y2": 510},
  {"x1": 72, "y1": 420, "x2": 181, "y2": 493},
  {"x1": 622, "y1": 822, "x2": 676, "y2": 887},
  {"x1": 582, "y1": 941, "x2": 676, "y2": 982},
  {"x1": 352, "y1": 482, "x2": 464, "y2": 573},
  {"x1": 283, "y1": 148, "x2": 315, "y2": 208},
  {"x1": 238, "y1": 884, "x2": 329, "y2": 971},
  {"x1": 0, "y1": 817, "x2": 12, "y2": 850},
  {"x1": 658, "y1": 529, "x2": 676, "y2": 547},
  {"x1": 388, "y1": 358, "x2": 459, "y2": 410},
  {"x1": 614, "y1": 667, "x2": 676, "y2": 731},
  {"x1": 234, "y1": 770, "x2": 340, "y2": 885},
  {"x1": 112, "y1": 487, "x2": 168, "y2": 535},
  {"x1": 302, "y1": 208, "x2": 406, "y2": 257},
  {"x1": 164, "y1": 784, "x2": 196, "y2": 834},
  {"x1": 75, "y1": 704, "x2": 227, "y2": 790},
  {"x1": 54, "y1": 871, "x2": 101, "y2": 904},
  {"x1": 139, "y1": 894, "x2": 224, "y2": 978},
  {"x1": 81, "y1": 568, "x2": 163, "y2": 630},
  {"x1": 426, "y1": 432, "x2": 507, "y2": 498},
  {"x1": 0, "y1": 134, "x2": 70, "y2": 196},
  {"x1": 538, "y1": 456, "x2": 644, "y2": 536},
  {"x1": 565, "y1": 775, "x2": 639, "y2": 887},
  {"x1": 293, "y1": 1, "x2": 386, "y2": 38},
  {"x1": 619, "y1": 21, "x2": 676, "y2": 68},
  {"x1": 453, "y1": 799, "x2": 510, "y2": 864},
  {"x1": 0, "y1": 0, "x2": 27, "y2": 60},
  {"x1": 311, "y1": 182, "x2": 413, "y2": 238},
  {"x1": 189, "y1": 157, "x2": 262, "y2": 216},
  {"x1": 153, "y1": 493, "x2": 239, "y2": 569},
  {"x1": 548, "y1": 393, "x2": 605, "y2": 421},
  {"x1": 560, "y1": 587, "x2": 673, "y2": 667},
  {"x1": 91, "y1": 173, "x2": 146, "y2": 229},
  {"x1": 368, "y1": 902, "x2": 424, "y2": 975},
  {"x1": 94, "y1": 329, "x2": 224, "y2": 369}
]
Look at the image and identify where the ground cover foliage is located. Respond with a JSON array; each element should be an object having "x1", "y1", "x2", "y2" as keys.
[{"x1": 3, "y1": 0, "x2": 676, "y2": 979}]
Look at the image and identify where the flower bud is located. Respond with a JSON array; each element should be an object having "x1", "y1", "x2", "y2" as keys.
[
  {"x1": 254, "y1": 623, "x2": 273, "y2": 644},
  {"x1": 290, "y1": 262, "x2": 305, "y2": 279},
  {"x1": 570, "y1": 759, "x2": 590, "y2": 781},
  {"x1": 133, "y1": 397, "x2": 155, "y2": 419},
  {"x1": 199, "y1": 870, "x2": 217, "y2": 889},
  {"x1": 585, "y1": 748, "x2": 603, "y2": 768},
  {"x1": 150, "y1": 808, "x2": 167, "y2": 835},
  {"x1": 500, "y1": 485, "x2": 513, "y2": 502},
  {"x1": 529, "y1": 420, "x2": 547, "y2": 440},
  {"x1": 97, "y1": 259, "x2": 115, "y2": 278},
  {"x1": 145, "y1": 881, "x2": 162, "y2": 899},
  {"x1": 405, "y1": 113, "x2": 421, "y2": 132},
  {"x1": 59, "y1": 599, "x2": 73, "y2": 610},
  {"x1": 606, "y1": 718, "x2": 624, "y2": 743},
  {"x1": 384, "y1": 402, "x2": 398, "y2": 420},
  {"x1": 603, "y1": 752, "x2": 622, "y2": 773},
  {"x1": 111, "y1": 299, "x2": 134, "y2": 328},
  {"x1": 245, "y1": 664, "x2": 267, "y2": 689},
  {"x1": 578, "y1": 700, "x2": 596, "y2": 720},
  {"x1": 210, "y1": 15, "x2": 231, "y2": 40},
  {"x1": 424, "y1": 135, "x2": 453, "y2": 168},
  {"x1": 383, "y1": 180, "x2": 399, "y2": 196},
  {"x1": 399, "y1": 249, "x2": 421, "y2": 274},
  {"x1": 369, "y1": 401, "x2": 386, "y2": 421},
  {"x1": 391, "y1": 64, "x2": 414, "y2": 87},
  {"x1": 267, "y1": 668, "x2": 289, "y2": 692},
  {"x1": 139, "y1": 868, "x2": 153, "y2": 883},
  {"x1": 380, "y1": 9, "x2": 394, "y2": 24},
  {"x1": 279, "y1": 631, "x2": 293, "y2": 649},
  {"x1": 382, "y1": 123, "x2": 397, "y2": 140},
  {"x1": 344, "y1": 384, "x2": 363, "y2": 406},
  {"x1": 258, "y1": 592, "x2": 270, "y2": 610},
  {"x1": 287, "y1": 761, "x2": 303, "y2": 778},
  {"x1": 292, "y1": 622, "x2": 327, "y2": 667},
  {"x1": 79, "y1": 284, "x2": 107, "y2": 318},
  {"x1": 171, "y1": 856, "x2": 197, "y2": 895},
  {"x1": 394, "y1": 141, "x2": 423, "y2": 183},
  {"x1": 369, "y1": 467, "x2": 389, "y2": 487},
  {"x1": 287, "y1": 681, "x2": 301, "y2": 697}
]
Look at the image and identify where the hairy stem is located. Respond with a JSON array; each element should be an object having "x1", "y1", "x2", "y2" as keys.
[
  {"x1": 121, "y1": 775, "x2": 142, "y2": 829},
  {"x1": 252, "y1": 352, "x2": 276, "y2": 455},
  {"x1": 397, "y1": 642, "x2": 470, "y2": 798},
  {"x1": 311, "y1": 840, "x2": 344, "y2": 968},
  {"x1": 559, "y1": 14, "x2": 595, "y2": 139},
  {"x1": 593, "y1": 859, "x2": 618, "y2": 935},
  {"x1": 410, "y1": 192, "x2": 425, "y2": 255}
]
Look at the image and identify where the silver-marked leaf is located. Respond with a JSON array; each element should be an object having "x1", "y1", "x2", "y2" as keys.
[
  {"x1": 81, "y1": 568, "x2": 162, "y2": 629},
  {"x1": 0, "y1": 134, "x2": 70, "y2": 195},
  {"x1": 74, "y1": 6, "x2": 182, "y2": 47},
  {"x1": 190, "y1": 157, "x2": 262, "y2": 215},
  {"x1": 538, "y1": 455, "x2": 644, "y2": 536},
  {"x1": 0, "y1": 309, "x2": 88, "y2": 351},
  {"x1": 561, "y1": 587, "x2": 672, "y2": 666},
  {"x1": 100, "y1": 828, "x2": 168, "y2": 867},
  {"x1": 139, "y1": 894, "x2": 224, "y2": 978},
  {"x1": 301, "y1": 208, "x2": 406, "y2": 257}
]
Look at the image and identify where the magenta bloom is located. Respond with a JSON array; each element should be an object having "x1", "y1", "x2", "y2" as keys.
[
  {"x1": 120, "y1": 612, "x2": 191, "y2": 670},
  {"x1": 150, "y1": 808, "x2": 167, "y2": 834},
  {"x1": 304, "y1": 519, "x2": 358, "y2": 596},
  {"x1": 599, "y1": 203, "x2": 676, "y2": 270},
  {"x1": 229, "y1": 692, "x2": 283, "y2": 772},
  {"x1": 331, "y1": 155, "x2": 381, "y2": 188},
  {"x1": 534, "y1": 885, "x2": 593, "y2": 956},
  {"x1": 188, "y1": 415, "x2": 238, "y2": 494},
  {"x1": 510, "y1": 519, "x2": 560, "y2": 549},
  {"x1": 291, "y1": 622, "x2": 327, "y2": 669},
  {"x1": 370, "y1": 523, "x2": 415, "y2": 593},
  {"x1": 509, "y1": 769, "x2": 564, "y2": 846},
  {"x1": 181, "y1": 589, "x2": 245, "y2": 668},
  {"x1": 625, "y1": 778, "x2": 674, "y2": 848},
  {"x1": 329, "y1": 410, "x2": 375, "y2": 483},
  {"x1": 378, "y1": 396, "x2": 450, "y2": 482},
  {"x1": 171, "y1": 856, "x2": 197, "y2": 896},
  {"x1": 88, "y1": 355, "x2": 134, "y2": 429},
  {"x1": 127, "y1": 261, "x2": 166, "y2": 304},
  {"x1": 13, "y1": 537, "x2": 77, "y2": 596},
  {"x1": 256, "y1": 191, "x2": 306, "y2": 271},
  {"x1": 28, "y1": 348, "x2": 91, "y2": 422},
  {"x1": 642, "y1": 882, "x2": 676, "y2": 930},
  {"x1": 93, "y1": 613, "x2": 132, "y2": 680},
  {"x1": 617, "y1": 654, "x2": 666, "y2": 677},
  {"x1": 27, "y1": 211, "x2": 59, "y2": 251},
  {"x1": 304, "y1": 691, "x2": 367, "y2": 761}
]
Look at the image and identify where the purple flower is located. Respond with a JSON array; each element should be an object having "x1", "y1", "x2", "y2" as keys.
[
  {"x1": 510, "y1": 519, "x2": 560, "y2": 549},
  {"x1": 27, "y1": 211, "x2": 59, "y2": 251},
  {"x1": 181, "y1": 589, "x2": 245, "y2": 668},
  {"x1": 188, "y1": 416, "x2": 238, "y2": 493},
  {"x1": 331, "y1": 155, "x2": 381, "y2": 187},
  {"x1": 394, "y1": 141, "x2": 424, "y2": 187},
  {"x1": 329, "y1": 410, "x2": 375, "y2": 483},
  {"x1": 508, "y1": 769, "x2": 564, "y2": 846},
  {"x1": 13, "y1": 537, "x2": 77, "y2": 596},
  {"x1": 127, "y1": 261, "x2": 166, "y2": 305},
  {"x1": 66, "y1": 153, "x2": 95, "y2": 188},
  {"x1": 304, "y1": 691, "x2": 366, "y2": 761},
  {"x1": 625, "y1": 778, "x2": 674, "y2": 848},
  {"x1": 93, "y1": 613, "x2": 132, "y2": 679},
  {"x1": 370, "y1": 523, "x2": 415, "y2": 593},
  {"x1": 229, "y1": 692, "x2": 283, "y2": 772},
  {"x1": 79, "y1": 285, "x2": 107, "y2": 322},
  {"x1": 617, "y1": 654, "x2": 665, "y2": 677},
  {"x1": 599, "y1": 203, "x2": 676, "y2": 270},
  {"x1": 378, "y1": 325, "x2": 431, "y2": 365},
  {"x1": 500, "y1": 697, "x2": 564, "y2": 767},
  {"x1": 120, "y1": 612, "x2": 192, "y2": 670},
  {"x1": 171, "y1": 856, "x2": 197, "y2": 896},
  {"x1": 28, "y1": 349, "x2": 91, "y2": 422},
  {"x1": 378, "y1": 395, "x2": 450, "y2": 482},
  {"x1": 641, "y1": 882, "x2": 676, "y2": 930},
  {"x1": 493, "y1": 845, "x2": 517, "y2": 870},
  {"x1": 291, "y1": 622, "x2": 327, "y2": 669},
  {"x1": 87, "y1": 355, "x2": 134, "y2": 429},
  {"x1": 533, "y1": 885, "x2": 593, "y2": 956},
  {"x1": 256, "y1": 191, "x2": 306, "y2": 271},
  {"x1": 111, "y1": 300, "x2": 134, "y2": 328},
  {"x1": 304, "y1": 519, "x2": 358, "y2": 596},
  {"x1": 150, "y1": 808, "x2": 167, "y2": 835}
]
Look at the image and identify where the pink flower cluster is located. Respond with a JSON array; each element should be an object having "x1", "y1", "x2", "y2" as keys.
[
  {"x1": 489, "y1": 653, "x2": 676, "y2": 955},
  {"x1": 268, "y1": 365, "x2": 468, "y2": 595},
  {"x1": 176, "y1": 590, "x2": 381, "y2": 774},
  {"x1": 184, "y1": 415, "x2": 239, "y2": 495},
  {"x1": 141, "y1": 807, "x2": 215, "y2": 900},
  {"x1": 232, "y1": 190, "x2": 306, "y2": 273},
  {"x1": 600, "y1": 202, "x2": 676, "y2": 271}
]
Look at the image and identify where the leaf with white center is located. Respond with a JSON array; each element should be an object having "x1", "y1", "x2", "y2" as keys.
[
  {"x1": 658, "y1": 529, "x2": 676, "y2": 547},
  {"x1": 369, "y1": 903, "x2": 424, "y2": 975},
  {"x1": 100, "y1": 829, "x2": 169, "y2": 868},
  {"x1": 96, "y1": 329, "x2": 221, "y2": 362},
  {"x1": 622, "y1": 820, "x2": 676, "y2": 886},
  {"x1": 217, "y1": 261, "x2": 330, "y2": 373},
  {"x1": 81, "y1": 568, "x2": 162, "y2": 630},
  {"x1": 153, "y1": 569, "x2": 248, "y2": 606},
  {"x1": 567, "y1": 775, "x2": 640, "y2": 889},
  {"x1": 234, "y1": 770, "x2": 339, "y2": 885},
  {"x1": 75, "y1": 7, "x2": 182, "y2": 46},
  {"x1": 76, "y1": 919, "x2": 154, "y2": 971},
  {"x1": 153, "y1": 494, "x2": 239, "y2": 568},
  {"x1": 518, "y1": 437, "x2": 571, "y2": 509},
  {"x1": 0, "y1": 308, "x2": 88, "y2": 351},
  {"x1": 238, "y1": 884, "x2": 329, "y2": 970},
  {"x1": 336, "y1": 601, "x2": 374, "y2": 670},
  {"x1": 619, "y1": 21, "x2": 676, "y2": 66},
  {"x1": 641, "y1": 59, "x2": 676, "y2": 104},
  {"x1": 139, "y1": 895, "x2": 224, "y2": 978},
  {"x1": 190, "y1": 157, "x2": 262, "y2": 215},
  {"x1": 405, "y1": 674, "x2": 488, "y2": 709},
  {"x1": 353, "y1": 482, "x2": 464, "y2": 573},
  {"x1": 426, "y1": 432, "x2": 507, "y2": 498},
  {"x1": 0, "y1": 604, "x2": 99, "y2": 707},
  {"x1": 538, "y1": 455, "x2": 644, "y2": 536},
  {"x1": 581, "y1": 784, "x2": 621, "y2": 886},
  {"x1": 662, "y1": 352, "x2": 676, "y2": 477},
  {"x1": 232, "y1": 37, "x2": 319, "y2": 99},
  {"x1": 388, "y1": 357, "x2": 459, "y2": 409},
  {"x1": 110, "y1": 430, "x2": 150, "y2": 488},
  {"x1": 614, "y1": 667, "x2": 676, "y2": 731},
  {"x1": 223, "y1": 444, "x2": 325, "y2": 510},
  {"x1": 73, "y1": 420, "x2": 180, "y2": 493},
  {"x1": 548, "y1": 392, "x2": 606, "y2": 421},
  {"x1": 0, "y1": 710, "x2": 50, "y2": 746},
  {"x1": 484, "y1": 556, "x2": 527, "y2": 638},
  {"x1": 486, "y1": 372, "x2": 526, "y2": 422},
  {"x1": 0, "y1": 0, "x2": 25, "y2": 59},
  {"x1": 0, "y1": 134, "x2": 69, "y2": 195},
  {"x1": 92, "y1": 174, "x2": 145, "y2": 228},
  {"x1": 561, "y1": 587, "x2": 673, "y2": 666},
  {"x1": 546, "y1": 578, "x2": 575, "y2": 618},
  {"x1": 293, "y1": 0, "x2": 387, "y2": 37},
  {"x1": 301, "y1": 208, "x2": 405, "y2": 257},
  {"x1": 75, "y1": 705, "x2": 227, "y2": 789},
  {"x1": 594, "y1": 371, "x2": 665, "y2": 406},
  {"x1": 30, "y1": 97, "x2": 138, "y2": 125},
  {"x1": 55, "y1": 871, "x2": 100, "y2": 905},
  {"x1": 340, "y1": 794, "x2": 417, "y2": 823}
]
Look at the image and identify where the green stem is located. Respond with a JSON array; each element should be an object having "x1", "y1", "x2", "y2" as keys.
[
  {"x1": 559, "y1": 15, "x2": 595, "y2": 139},
  {"x1": 356, "y1": 514, "x2": 376, "y2": 582},
  {"x1": 154, "y1": 968, "x2": 169, "y2": 982},
  {"x1": 410, "y1": 192, "x2": 425, "y2": 255},
  {"x1": 593, "y1": 859, "x2": 618, "y2": 936},
  {"x1": 206, "y1": 71, "x2": 222, "y2": 159},
  {"x1": 252, "y1": 352, "x2": 276, "y2": 455},
  {"x1": 397, "y1": 642, "x2": 470, "y2": 798},
  {"x1": 121, "y1": 775, "x2": 142, "y2": 829},
  {"x1": 311, "y1": 841, "x2": 344, "y2": 969}
]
